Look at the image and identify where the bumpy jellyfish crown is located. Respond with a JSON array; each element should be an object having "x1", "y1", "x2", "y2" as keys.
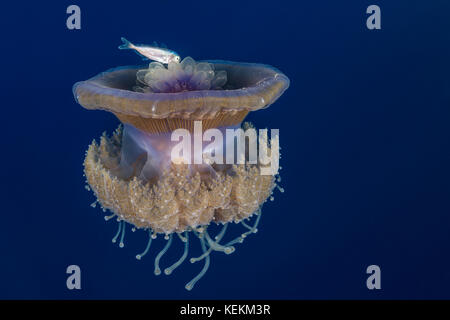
[{"x1": 134, "y1": 57, "x2": 227, "y2": 93}]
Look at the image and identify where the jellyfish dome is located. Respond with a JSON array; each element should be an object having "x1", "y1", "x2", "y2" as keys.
[{"x1": 73, "y1": 47, "x2": 289, "y2": 290}]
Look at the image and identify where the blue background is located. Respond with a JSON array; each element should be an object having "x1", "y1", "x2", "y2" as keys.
[{"x1": 1, "y1": 0, "x2": 450, "y2": 299}]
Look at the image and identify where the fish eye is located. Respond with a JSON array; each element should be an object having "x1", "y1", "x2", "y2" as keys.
[{"x1": 175, "y1": 56, "x2": 180, "y2": 62}]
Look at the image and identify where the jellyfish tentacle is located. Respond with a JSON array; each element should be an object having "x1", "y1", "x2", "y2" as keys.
[
  {"x1": 223, "y1": 236, "x2": 244, "y2": 247},
  {"x1": 104, "y1": 213, "x2": 116, "y2": 221},
  {"x1": 241, "y1": 209, "x2": 261, "y2": 237},
  {"x1": 112, "y1": 220, "x2": 123, "y2": 244},
  {"x1": 185, "y1": 234, "x2": 210, "y2": 291},
  {"x1": 177, "y1": 232, "x2": 187, "y2": 243},
  {"x1": 119, "y1": 222, "x2": 126, "y2": 248},
  {"x1": 154, "y1": 234, "x2": 173, "y2": 275},
  {"x1": 191, "y1": 224, "x2": 229, "y2": 263},
  {"x1": 136, "y1": 229, "x2": 153, "y2": 260},
  {"x1": 204, "y1": 228, "x2": 235, "y2": 254},
  {"x1": 241, "y1": 221, "x2": 253, "y2": 230},
  {"x1": 225, "y1": 209, "x2": 262, "y2": 246},
  {"x1": 214, "y1": 223, "x2": 228, "y2": 241},
  {"x1": 165, "y1": 232, "x2": 189, "y2": 275},
  {"x1": 190, "y1": 249, "x2": 211, "y2": 264}
]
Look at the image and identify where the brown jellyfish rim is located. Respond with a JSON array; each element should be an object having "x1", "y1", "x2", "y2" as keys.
[{"x1": 73, "y1": 60, "x2": 290, "y2": 120}]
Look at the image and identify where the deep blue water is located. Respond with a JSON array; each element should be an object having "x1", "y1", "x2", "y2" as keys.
[{"x1": 1, "y1": 0, "x2": 450, "y2": 299}]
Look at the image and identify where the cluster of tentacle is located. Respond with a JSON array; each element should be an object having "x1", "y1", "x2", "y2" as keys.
[
  {"x1": 134, "y1": 57, "x2": 227, "y2": 93},
  {"x1": 95, "y1": 207, "x2": 263, "y2": 291}
]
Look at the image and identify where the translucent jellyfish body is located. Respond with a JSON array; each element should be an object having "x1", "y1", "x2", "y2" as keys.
[{"x1": 73, "y1": 57, "x2": 289, "y2": 290}]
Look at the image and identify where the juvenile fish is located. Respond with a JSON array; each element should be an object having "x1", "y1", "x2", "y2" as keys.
[{"x1": 119, "y1": 37, "x2": 180, "y2": 64}]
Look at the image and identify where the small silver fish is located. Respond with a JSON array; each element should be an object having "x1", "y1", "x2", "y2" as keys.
[{"x1": 119, "y1": 37, "x2": 180, "y2": 64}]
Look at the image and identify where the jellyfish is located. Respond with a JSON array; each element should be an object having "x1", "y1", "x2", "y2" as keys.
[{"x1": 73, "y1": 51, "x2": 289, "y2": 290}]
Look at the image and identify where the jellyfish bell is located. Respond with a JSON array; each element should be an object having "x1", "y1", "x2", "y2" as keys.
[
  {"x1": 73, "y1": 55, "x2": 289, "y2": 290},
  {"x1": 73, "y1": 58, "x2": 289, "y2": 133}
]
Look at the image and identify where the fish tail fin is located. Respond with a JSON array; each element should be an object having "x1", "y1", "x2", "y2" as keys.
[{"x1": 119, "y1": 37, "x2": 133, "y2": 50}]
